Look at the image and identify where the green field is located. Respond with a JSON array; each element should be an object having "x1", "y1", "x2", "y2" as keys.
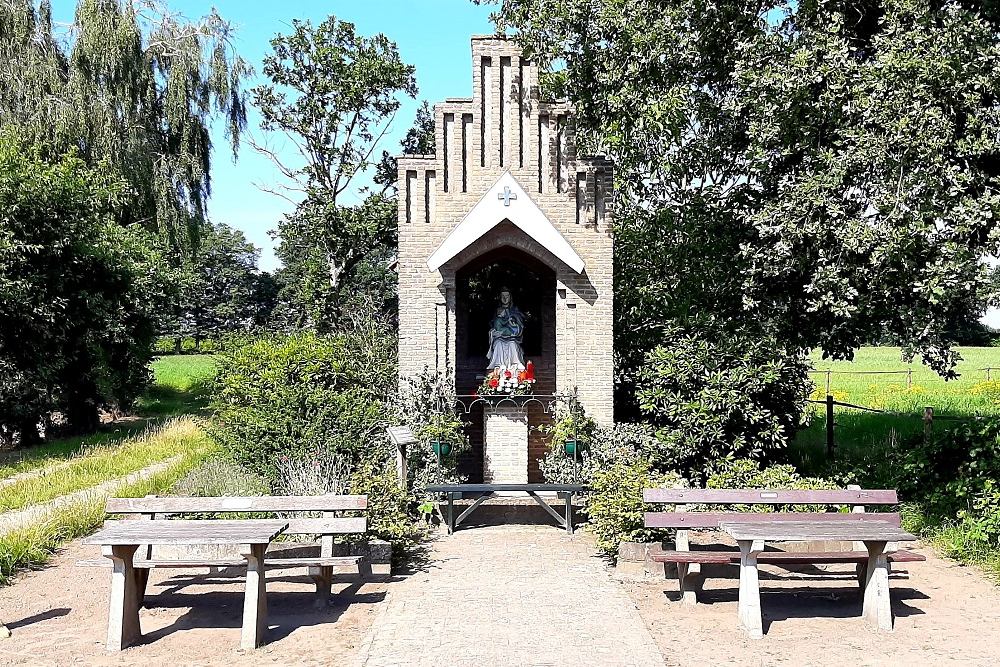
[
  {"x1": 135, "y1": 354, "x2": 217, "y2": 416},
  {"x1": 793, "y1": 346, "x2": 1000, "y2": 475},
  {"x1": 809, "y1": 346, "x2": 1000, "y2": 415}
]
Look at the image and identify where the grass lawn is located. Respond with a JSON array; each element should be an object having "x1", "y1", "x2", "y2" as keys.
[
  {"x1": 0, "y1": 417, "x2": 212, "y2": 512},
  {"x1": 0, "y1": 354, "x2": 220, "y2": 583},
  {"x1": 0, "y1": 437, "x2": 214, "y2": 584}
]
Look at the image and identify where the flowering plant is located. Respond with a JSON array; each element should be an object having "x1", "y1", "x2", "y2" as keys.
[{"x1": 478, "y1": 361, "x2": 536, "y2": 396}]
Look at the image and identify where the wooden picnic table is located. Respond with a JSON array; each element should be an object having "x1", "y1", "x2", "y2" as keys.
[
  {"x1": 425, "y1": 484, "x2": 585, "y2": 534},
  {"x1": 83, "y1": 519, "x2": 288, "y2": 651},
  {"x1": 720, "y1": 520, "x2": 917, "y2": 639}
]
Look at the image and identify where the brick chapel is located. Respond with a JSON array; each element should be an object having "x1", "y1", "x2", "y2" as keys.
[{"x1": 396, "y1": 36, "x2": 614, "y2": 484}]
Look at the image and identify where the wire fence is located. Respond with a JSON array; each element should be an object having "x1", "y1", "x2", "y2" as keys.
[
  {"x1": 808, "y1": 367, "x2": 1000, "y2": 395},
  {"x1": 806, "y1": 393, "x2": 978, "y2": 458}
]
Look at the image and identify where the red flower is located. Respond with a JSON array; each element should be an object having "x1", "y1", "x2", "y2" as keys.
[
  {"x1": 489, "y1": 377, "x2": 499, "y2": 388},
  {"x1": 504, "y1": 370, "x2": 512, "y2": 379}
]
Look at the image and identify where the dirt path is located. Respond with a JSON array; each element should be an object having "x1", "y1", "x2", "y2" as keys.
[
  {"x1": 354, "y1": 525, "x2": 664, "y2": 667},
  {"x1": 3, "y1": 523, "x2": 1000, "y2": 666},
  {"x1": 0, "y1": 539, "x2": 385, "y2": 667},
  {"x1": 625, "y1": 544, "x2": 1000, "y2": 666}
]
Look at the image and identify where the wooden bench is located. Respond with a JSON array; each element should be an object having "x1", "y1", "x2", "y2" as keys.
[
  {"x1": 643, "y1": 487, "x2": 925, "y2": 605},
  {"x1": 79, "y1": 494, "x2": 369, "y2": 604},
  {"x1": 425, "y1": 484, "x2": 585, "y2": 534}
]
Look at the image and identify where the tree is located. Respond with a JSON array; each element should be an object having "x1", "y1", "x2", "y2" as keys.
[
  {"x1": 0, "y1": 131, "x2": 169, "y2": 442},
  {"x1": 0, "y1": 0, "x2": 249, "y2": 257},
  {"x1": 491, "y1": 0, "x2": 1000, "y2": 378},
  {"x1": 375, "y1": 99, "x2": 436, "y2": 194},
  {"x1": 251, "y1": 16, "x2": 416, "y2": 328},
  {"x1": 164, "y1": 223, "x2": 268, "y2": 347}
]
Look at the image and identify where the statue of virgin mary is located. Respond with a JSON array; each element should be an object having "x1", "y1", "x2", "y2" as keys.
[{"x1": 486, "y1": 288, "x2": 526, "y2": 370}]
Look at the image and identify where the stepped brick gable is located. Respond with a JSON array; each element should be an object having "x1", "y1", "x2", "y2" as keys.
[{"x1": 397, "y1": 35, "x2": 614, "y2": 482}]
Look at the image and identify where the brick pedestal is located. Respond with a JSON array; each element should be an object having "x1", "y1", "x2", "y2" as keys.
[{"x1": 483, "y1": 405, "x2": 529, "y2": 484}]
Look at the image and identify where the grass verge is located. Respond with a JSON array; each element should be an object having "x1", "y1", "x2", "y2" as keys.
[
  {"x1": 901, "y1": 504, "x2": 1000, "y2": 582},
  {"x1": 0, "y1": 355, "x2": 216, "y2": 480},
  {"x1": 0, "y1": 433, "x2": 215, "y2": 585},
  {"x1": 0, "y1": 418, "x2": 210, "y2": 513}
]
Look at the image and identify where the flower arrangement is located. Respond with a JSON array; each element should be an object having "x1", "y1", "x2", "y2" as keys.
[{"x1": 479, "y1": 360, "x2": 536, "y2": 396}]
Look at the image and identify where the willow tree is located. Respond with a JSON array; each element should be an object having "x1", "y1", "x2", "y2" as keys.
[{"x1": 0, "y1": 0, "x2": 249, "y2": 255}]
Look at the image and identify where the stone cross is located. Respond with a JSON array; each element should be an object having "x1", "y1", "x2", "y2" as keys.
[{"x1": 498, "y1": 186, "x2": 517, "y2": 207}]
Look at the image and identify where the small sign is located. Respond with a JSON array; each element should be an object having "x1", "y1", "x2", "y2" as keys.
[{"x1": 387, "y1": 426, "x2": 418, "y2": 448}]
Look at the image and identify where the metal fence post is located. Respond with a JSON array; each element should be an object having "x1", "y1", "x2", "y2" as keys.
[{"x1": 826, "y1": 394, "x2": 835, "y2": 458}]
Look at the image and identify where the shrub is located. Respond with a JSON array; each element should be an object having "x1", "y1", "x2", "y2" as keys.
[
  {"x1": 540, "y1": 421, "x2": 662, "y2": 485},
  {"x1": 706, "y1": 457, "x2": 838, "y2": 512},
  {"x1": 209, "y1": 330, "x2": 396, "y2": 483},
  {"x1": 586, "y1": 457, "x2": 684, "y2": 558},
  {"x1": 538, "y1": 412, "x2": 687, "y2": 558},
  {"x1": 538, "y1": 398, "x2": 598, "y2": 453},
  {"x1": 173, "y1": 456, "x2": 270, "y2": 497},
  {"x1": 153, "y1": 336, "x2": 221, "y2": 356},
  {"x1": 959, "y1": 481, "x2": 1000, "y2": 548},
  {"x1": 635, "y1": 326, "x2": 812, "y2": 479},
  {"x1": 395, "y1": 369, "x2": 468, "y2": 494},
  {"x1": 153, "y1": 336, "x2": 176, "y2": 355},
  {"x1": 707, "y1": 457, "x2": 837, "y2": 492},
  {"x1": 276, "y1": 447, "x2": 351, "y2": 496},
  {"x1": 350, "y1": 448, "x2": 422, "y2": 546},
  {"x1": 0, "y1": 131, "x2": 168, "y2": 442},
  {"x1": 899, "y1": 418, "x2": 1000, "y2": 522}
]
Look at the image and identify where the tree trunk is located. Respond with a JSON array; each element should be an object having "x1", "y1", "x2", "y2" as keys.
[
  {"x1": 328, "y1": 255, "x2": 343, "y2": 291},
  {"x1": 17, "y1": 419, "x2": 42, "y2": 447},
  {"x1": 66, "y1": 375, "x2": 101, "y2": 435},
  {"x1": 66, "y1": 400, "x2": 100, "y2": 434}
]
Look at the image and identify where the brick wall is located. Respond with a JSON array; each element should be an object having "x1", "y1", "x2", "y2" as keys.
[{"x1": 483, "y1": 406, "x2": 529, "y2": 484}]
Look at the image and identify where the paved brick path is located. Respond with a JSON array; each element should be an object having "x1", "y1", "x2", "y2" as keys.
[{"x1": 354, "y1": 525, "x2": 665, "y2": 667}]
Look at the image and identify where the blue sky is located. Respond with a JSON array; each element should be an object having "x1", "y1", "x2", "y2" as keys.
[{"x1": 50, "y1": 0, "x2": 496, "y2": 271}]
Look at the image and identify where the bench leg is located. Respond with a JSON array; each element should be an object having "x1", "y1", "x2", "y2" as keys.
[
  {"x1": 309, "y1": 565, "x2": 333, "y2": 603},
  {"x1": 448, "y1": 493, "x2": 455, "y2": 534},
  {"x1": 103, "y1": 544, "x2": 141, "y2": 651},
  {"x1": 240, "y1": 543, "x2": 268, "y2": 650},
  {"x1": 565, "y1": 493, "x2": 575, "y2": 534},
  {"x1": 737, "y1": 539, "x2": 764, "y2": 640},
  {"x1": 676, "y1": 563, "x2": 703, "y2": 605},
  {"x1": 673, "y1": 525, "x2": 702, "y2": 605},
  {"x1": 135, "y1": 567, "x2": 150, "y2": 609},
  {"x1": 862, "y1": 541, "x2": 893, "y2": 632}
]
